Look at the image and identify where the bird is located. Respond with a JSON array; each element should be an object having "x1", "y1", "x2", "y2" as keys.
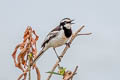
[{"x1": 31, "y1": 18, "x2": 74, "y2": 65}]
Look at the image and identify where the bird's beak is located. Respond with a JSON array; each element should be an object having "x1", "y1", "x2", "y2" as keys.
[{"x1": 70, "y1": 20, "x2": 75, "y2": 24}]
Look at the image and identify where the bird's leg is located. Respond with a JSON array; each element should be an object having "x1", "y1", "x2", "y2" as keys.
[
  {"x1": 53, "y1": 48, "x2": 62, "y2": 61},
  {"x1": 57, "y1": 64, "x2": 61, "y2": 69},
  {"x1": 65, "y1": 42, "x2": 71, "y2": 48}
]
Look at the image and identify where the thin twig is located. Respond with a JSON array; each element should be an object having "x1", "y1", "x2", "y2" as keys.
[
  {"x1": 29, "y1": 68, "x2": 31, "y2": 80},
  {"x1": 77, "y1": 33, "x2": 92, "y2": 36},
  {"x1": 68, "y1": 66, "x2": 78, "y2": 80},
  {"x1": 46, "y1": 25, "x2": 89, "y2": 80},
  {"x1": 28, "y1": 56, "x2": 31, "y2": 80},
  {"x1": 28, "y1": 66, "x2": 31, "y2": 80}
]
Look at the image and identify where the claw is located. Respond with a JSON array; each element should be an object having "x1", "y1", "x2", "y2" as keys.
[
  {"x1": 58, "y1": 56, "x2": 61, "y2": 62},
  {"x1": 65, "y1": 42, "x2": 70, "y2": 48},
  {"x1": 59, "y1": 55, "x2": 63, "y2": 58}
]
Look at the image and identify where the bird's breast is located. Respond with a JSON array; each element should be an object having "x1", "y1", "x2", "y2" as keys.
[{"x1": 49, "y1": 30, "x2": 69, "y2": 48}]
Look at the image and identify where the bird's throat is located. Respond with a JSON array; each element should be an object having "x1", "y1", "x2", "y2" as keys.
[{"x1": 63, "y1": 27, "x2": 72, "y2": 38}]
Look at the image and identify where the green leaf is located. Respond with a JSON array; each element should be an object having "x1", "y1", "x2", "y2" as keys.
[
  {"x1": 58, "y1": 68, "x2": 66, "y2": 75},
  {"x1": 28, "y1": 53, "x2": 33, "y2": 58},
  {"x1": 46, "y1": 71, "x2": 61, "y2": 75}
]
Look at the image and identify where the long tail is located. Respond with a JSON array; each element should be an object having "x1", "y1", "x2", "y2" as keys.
[{"x1": 31, "y1": 49, "x2": 45, "y2": 66}]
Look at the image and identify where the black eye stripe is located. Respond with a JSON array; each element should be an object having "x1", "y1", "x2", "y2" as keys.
[
  {"x1": 64, "y1": 21, "x2": 71, "y2": 23},
  {"x1": 60, "y1": 21, "x2": 72, "y2": 26}
]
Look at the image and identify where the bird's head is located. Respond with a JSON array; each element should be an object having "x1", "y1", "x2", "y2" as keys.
[{"x1": 60, "y1": 18, "x2": 74, "y2": 29}]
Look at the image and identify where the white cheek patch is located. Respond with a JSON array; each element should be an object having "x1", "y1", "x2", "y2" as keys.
[{"x1": 64, "y1": 24, "x2": 71, "y2": 29}]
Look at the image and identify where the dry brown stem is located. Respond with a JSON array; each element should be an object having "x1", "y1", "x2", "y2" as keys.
[{"x1": 46, "y1": 25, "x2": 91, "y2": 80}]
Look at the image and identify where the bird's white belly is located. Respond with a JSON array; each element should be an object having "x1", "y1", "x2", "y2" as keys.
[{"x1": 49, "y1": 31, "x2": 69, "y2": 48}]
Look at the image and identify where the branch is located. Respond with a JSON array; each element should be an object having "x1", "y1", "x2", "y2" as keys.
[
  {"x1": 28, "y1": 59, "x2": 31, "y2": 80},
  {"x1": 77, "y1": 33, "x2": 92, "y2": 36},
  {"x1": 46, "y1": 25, "x2": 90, "y2": 80},
  {"x1": 67, "y1": 66, "x2": 78, "y2": 80},
  {"x1": 63, "y1": 66, "x2": 78, "y2": 80},
  {"x1": 28, "y1": 67, "x2": 31, "y2": 80}
]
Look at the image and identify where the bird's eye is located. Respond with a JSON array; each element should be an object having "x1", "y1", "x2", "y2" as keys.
[
  {"x1": 66, "y1": 21, "x2": 71, "y2": 24},
  {"x1": 64, "y1": 21, "x2": 70, "y2": 24},
  {"x1": 64, "y1": 21, "x2": 67, "y2": 23},
  {"x1": 60, "y1": 22, "x2": 65, "y2": 26}
]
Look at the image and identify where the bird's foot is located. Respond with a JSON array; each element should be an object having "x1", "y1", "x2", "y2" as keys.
[
  {"x1": 58, "y1": 56, "x2": 61, "y2": 62},
  {"x1": 57, "y1": 55, "x2": 63, "y2": 62},
  {"x1": 65, "y1": 42, "x2": 70, "y2": 48}
]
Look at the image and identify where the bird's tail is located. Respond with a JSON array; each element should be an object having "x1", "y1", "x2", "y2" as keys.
[{"x1": 31, "y1": 49, "x2": 45, "y2": 66}]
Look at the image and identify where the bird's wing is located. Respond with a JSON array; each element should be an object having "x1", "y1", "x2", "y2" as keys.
[{"x1": 41, "y1": 26, "x2": 61, "y2": 48}]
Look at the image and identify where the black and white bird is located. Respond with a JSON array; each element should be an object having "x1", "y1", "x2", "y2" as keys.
[{"x1": 32, "y1": 18, "x2": 74, "y2": 65}]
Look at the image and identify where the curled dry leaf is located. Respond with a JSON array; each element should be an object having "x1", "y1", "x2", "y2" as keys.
[
  {"x1": 63, "y1": 66, "x2": 78, "y2": 80},
  {"x1": 63, "y1": 71, "x2": 73, "y2": 80},
  {"x1": 17, "y1": 69, "x2": 29, "y2": 80},
  {"x1": 12, "y1": 26, "x2": 40, "y2": 80},
  {"x1": 35, "y1": 66, "x2": 41, "y2": 80}
]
